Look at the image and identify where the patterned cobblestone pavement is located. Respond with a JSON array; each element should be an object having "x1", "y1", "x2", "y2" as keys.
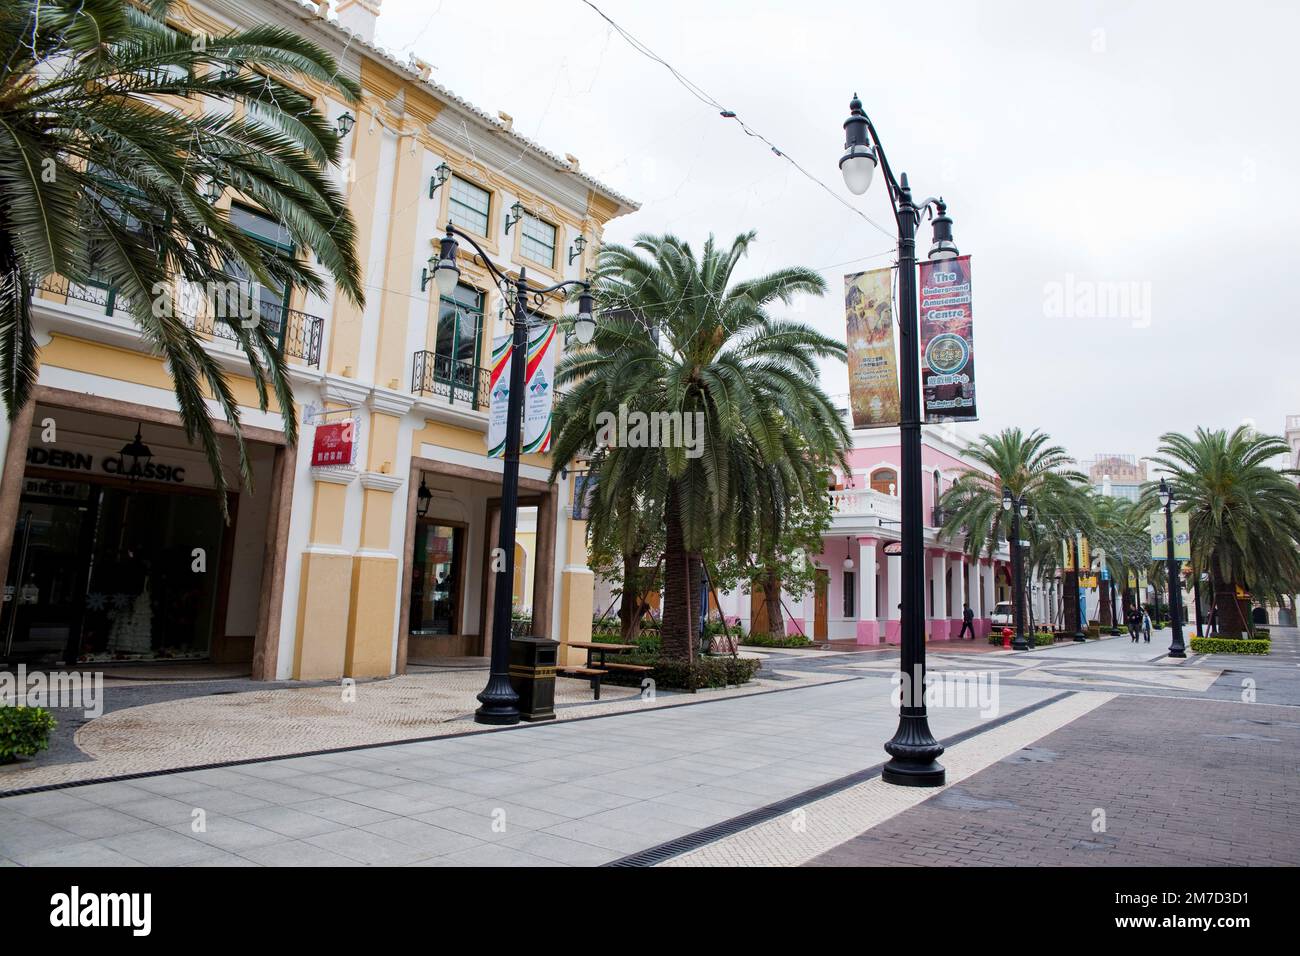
[{"x1": 805, "y1": 694, "x2": 1300, "y2": 867}]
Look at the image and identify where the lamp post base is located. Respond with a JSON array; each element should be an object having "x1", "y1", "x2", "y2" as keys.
[
  {"x1": 1011, "y1": 637, "x2": 1030, "y2": 651},
  {"x1": 1168, "y1": 647, "x2": 1187, "y2": 659},
  {"x1": 883, "y1": 713, "x2": 946, "y2": 788},
  {"x1": 474, "y1": 675, "x2": 521, "y2": 725},
  {"x1": 1073, "y1": 632, "x2": 1087, "y2": 642}
]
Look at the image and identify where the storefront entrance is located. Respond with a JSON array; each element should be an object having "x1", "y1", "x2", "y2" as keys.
[{"x1": 2, "y1": 475, "x2": 228, "y2": 666}]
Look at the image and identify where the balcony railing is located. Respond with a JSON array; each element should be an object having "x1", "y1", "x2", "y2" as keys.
[
  {"x1": 35, "y1": 275, "x2": 324, "y2": 368},
  {"x1": 412, "y1": 351, "x2": 490, "y2": 410},
  {"x1": 829, "y1": 487, "x2": 901, "y2": 525}
]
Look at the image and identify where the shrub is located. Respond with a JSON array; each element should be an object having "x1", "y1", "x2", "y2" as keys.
[
  {"x1": 1189, "y1": 637, "x2": 1270, "y2": 655},
  {"x1": 742, "y1": 632, "x2": 813, "y2": 648},
  {"x1": 1034, "y1": 631, "x2": 1055, "y2": 646},
  {"x1": 1253, "y1": 627, "x2": 1271, "y2": 637},
  {"x1": 0, "y1": 706, "x2": 57, "y2": 763},
  {"x1": 600, "y1": 653, "x2": 760, "y2": 691}
]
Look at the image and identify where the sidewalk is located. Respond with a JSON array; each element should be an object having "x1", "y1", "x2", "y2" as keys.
[
  {"x1": 0, "y1": 678, "x2": 1058, "y2": 866},
  {"x1": 805, "y1": 694, "x2": 1300, "y2": 866}
]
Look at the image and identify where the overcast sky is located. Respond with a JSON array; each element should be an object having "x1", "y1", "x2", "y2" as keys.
[{"x1": 373, "y1": 0, "x2": 1299, "y2": 468}]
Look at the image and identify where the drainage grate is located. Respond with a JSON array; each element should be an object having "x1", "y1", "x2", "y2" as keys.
[{"x1": 605, "y1": 691, "x2": 1073, "y2": 867}]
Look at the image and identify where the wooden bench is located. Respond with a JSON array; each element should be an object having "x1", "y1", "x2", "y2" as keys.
[
  {"x1": 600, "y1": 662, "x2": 653, "y2": 674},
  {"x1": 558, "y1": 666, "x2": 608, "y2": 699}
]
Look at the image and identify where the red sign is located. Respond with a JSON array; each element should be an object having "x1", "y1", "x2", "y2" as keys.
[
  {"x1": 311, "y1": 420, "x2": 355, "y2": 468},
  {"x1": 918, "y1": 255, "x2": 977, "y2": 421}
]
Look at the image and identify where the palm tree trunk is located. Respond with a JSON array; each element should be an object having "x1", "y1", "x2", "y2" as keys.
[
  {"x1": 660, "y1": 481, "x2": 694, "y2": 661},
  {"x1": 761, "y1": 569, "x2": 786, "y2": 640},
  {"x1": 1210, "y1": 562, "x2": 1246, "y2": 638},
  {"x1": 618, "y1": 552, "x2": 642, "y2": 643}
]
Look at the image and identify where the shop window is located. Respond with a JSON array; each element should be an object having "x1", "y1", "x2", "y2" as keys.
[{"x1": 409, "y1": 523, "x2": 465, "y2": 636}]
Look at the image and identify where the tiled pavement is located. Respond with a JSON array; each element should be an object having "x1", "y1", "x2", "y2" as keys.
[
  {"x1": 0, "y1": 678, "x2": 1058, "y2": 867},
  {"x1": 805, "y1": 694, "x2": 1300, "y2": 867}
]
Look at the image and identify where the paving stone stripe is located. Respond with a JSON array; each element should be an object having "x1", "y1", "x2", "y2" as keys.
[{"x1": 661, "y1": 691, "x2": 1114, "y2": 867}]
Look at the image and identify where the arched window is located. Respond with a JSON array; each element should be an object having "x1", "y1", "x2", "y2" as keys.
[{"x1": 870, "y1": 468, "x2": 897, "y2": 495}]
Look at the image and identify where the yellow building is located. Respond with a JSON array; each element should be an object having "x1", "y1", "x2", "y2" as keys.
[{"x1": 0, "y1": 0, "x2": 636, "y2": 679}]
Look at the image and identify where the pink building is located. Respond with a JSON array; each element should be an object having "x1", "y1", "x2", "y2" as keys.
[{"x1": 717, "y1": 426, "x2": 1013, "y2": 645}]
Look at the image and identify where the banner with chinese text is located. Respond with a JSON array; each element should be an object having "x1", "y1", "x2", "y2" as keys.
[{"x1": 918, "y1": 255, "x2": 977, "y2": 421}]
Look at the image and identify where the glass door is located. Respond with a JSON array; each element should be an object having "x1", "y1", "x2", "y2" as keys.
[
  {"x1": 409, "y1": 522, "x2": 464, "y2": 636},
  {"x1": 2, "y1": 484, "x2": 97, "y2": 665}
]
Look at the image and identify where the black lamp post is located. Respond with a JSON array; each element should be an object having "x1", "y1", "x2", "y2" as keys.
[
  {"x1": 1158, "y1": 477, "x2": 1187, "y2": 658},
  {"x1": 839, "y1": 93, "x2": 958, "y2": 787},
  {"x1": 429, "y1": 222, "x2": 595, "y2": 724},
  {"x1": 1002, "y1": 489, "x2": 1030, "y2": 650}
]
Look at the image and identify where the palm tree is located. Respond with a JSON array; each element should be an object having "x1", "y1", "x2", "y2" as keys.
[
  {"x1": 1, "y1": 0, "x2": 363, "y2": 506},
  {"x1": 938, "y1": 428, "x2": 1090, "y2": 633},
  {"x1": 550, "y1": 232, "x2": 848, "y2": 660},
  {"x1": 938, "y1": 428, "x2": 1091, "y2": 558},
  {"x1": 1146, "y1": 426, "x2": 1300, "y2": 637},
  {"x1": 1087, "y1": 494, "x2": 1149, "y2": 626}
]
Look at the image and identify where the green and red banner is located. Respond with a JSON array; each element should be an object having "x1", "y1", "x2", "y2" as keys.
[
  {"x1": 486, "y1": 325, "x2": 557, "y2": 458},
  {"x1": 918, "y1": 255, "x2": 978, "y2": 421}
]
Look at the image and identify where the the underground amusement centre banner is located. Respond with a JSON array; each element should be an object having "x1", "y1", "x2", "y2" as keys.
[{"x1": 918, "y1": 254, "x2": 978, "y2": 421}]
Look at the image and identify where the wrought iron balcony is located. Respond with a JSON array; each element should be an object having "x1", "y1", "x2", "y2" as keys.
[
  {"x1": 34, "y1": 275, "x2": 324, "y2": 368},
  {"x1": 412, "y1": 350, "x2": 490, "y2": 410}
]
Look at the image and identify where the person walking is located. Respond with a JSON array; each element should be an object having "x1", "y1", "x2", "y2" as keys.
[
  {"x1": 1141, "y1": 607, "x2": 1152, "y2": 643},
  {"x1": 958, "y1": 602, "x2": 975, "y2": 640},
  {"x1": 1128, "y1": 606, "x2": 1141, "y2": 642}
]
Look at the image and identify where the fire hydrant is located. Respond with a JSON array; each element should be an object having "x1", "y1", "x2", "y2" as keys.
[{"x1": 1002, "y1": 627, "x2": 1013, "y2": 649}]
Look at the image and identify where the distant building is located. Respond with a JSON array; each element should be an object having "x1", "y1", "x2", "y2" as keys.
[
  {"x1": 1286, "y1": 415, "x2": 1300, "y2": 472},
  {"x1": 1088, "y1": 454, "x2": 1147, "y2": 502}
]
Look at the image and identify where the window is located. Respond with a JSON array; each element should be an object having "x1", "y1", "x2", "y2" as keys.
[
  {"x1": 448, "y1": 176, "x2": 491, "y2": 236},
  {"x1": 869, "y1": 468, "x2": 897, "y2": 494},
  {"x1": 843, "y1": 571, "x2": 855, "y2": 617},
  {"x1": 520, "y1": 214, "x2": 557, "y2": 267},
  {"x1": 226, "y1": 204, "x2": 293, "y2": 340},
  {"x1": 434, "y1": 284, "x2": 485, "y2": 400}
]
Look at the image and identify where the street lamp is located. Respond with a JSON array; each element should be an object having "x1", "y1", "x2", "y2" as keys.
[
  {"x1": 1002, "y1": 488, "x2": 1031, "y2": 650},
  {"x1": 838, "y1": 93, "x2": 958, "y2": 788},
  {"x1": 1158, "y1": 477, "x2": 1187, "y2": 658},
  {"x1": 432, "y1": 222, "x2": 595, "y2": 724}
]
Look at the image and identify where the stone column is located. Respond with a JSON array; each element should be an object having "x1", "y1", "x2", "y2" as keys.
[
  {"x1": 856, "y1": 536, "x2": 879, "y2": 644},
  {"x1": 980, "y1": 559, "x2": 995, "y2": 638},
  {"x1": 886, "y1": 550, "x2": 902, "y2": 644},
  {"x1": 949, "y1": 551, "x2": 965, "y2": 636},
  {"x1": 967, "y1": 556, "x2": 981, "y2": 639},
  {"x1": 930, "y1": 550, "x2": 949, "y2": 640}
]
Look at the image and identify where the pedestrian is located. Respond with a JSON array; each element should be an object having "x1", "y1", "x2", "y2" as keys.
[
  {"x1": 1128, "y1": 606, "x2": 1141, "y2": 642},
  {"x1": 1208, "y1": 603, "x2": 1218, "y2": 636},
  {"x1": 1142, "y1": 607, "x2": 1152, "y2": 643},
  {"x1": 958, "y1": 602, "x2": 975, "y2": 640}
]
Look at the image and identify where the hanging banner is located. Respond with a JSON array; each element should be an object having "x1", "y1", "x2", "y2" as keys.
[
  {"x1": 1172, "y1": 512, "x2": 1191, "y2": 561},
  {"x1": 843, "y1": 268, "x2": 900, "y2": 427},
  {"x1": 486, "y1": 333, "x2": 511, "y2": 458},
  {"x1": 1149, "y1": 512, "x2": 1168, "y2": 560},
  {"x1": 1078, "y1": 536, "x2": 1090, "y2": 570},
  {"x1": 1061, "y1": 540, "x2": 1075, "y2": 571},
  {"x1": 918, "y1": 255, "x2": 978, "y2": 421},
  {"x1": 523, "y1": 324, "x2": 557, "y2": 454}
]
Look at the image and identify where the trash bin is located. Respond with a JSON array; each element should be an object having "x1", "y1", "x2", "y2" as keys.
[{"x1": 508, "y1": 636, "x2": 559, "y2": 722}]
